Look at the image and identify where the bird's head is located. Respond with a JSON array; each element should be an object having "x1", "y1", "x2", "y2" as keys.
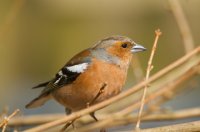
[{"x1": 92, "y1": 36, "x2": 146, "y2": 67}]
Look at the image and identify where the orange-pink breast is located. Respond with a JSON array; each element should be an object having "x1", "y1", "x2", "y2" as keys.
[{"x1": 52, "y1": 59, "x2": 128, "y2": 111}]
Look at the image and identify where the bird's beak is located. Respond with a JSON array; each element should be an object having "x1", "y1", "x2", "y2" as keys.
[{"x1": 131, "y1": 44, "x2": 146, "y2": 53}]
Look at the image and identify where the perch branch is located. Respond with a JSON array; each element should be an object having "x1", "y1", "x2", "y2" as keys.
[
  {"x1": 0, "y1": 109, "x2": 19, "y2": 132},
  {"x1": 8, "y1": 107, "x2": 200, "y2": 127},
  {"x1": 87, "y1": 83, "x2": 107, "y2": 107},
  {"x1": 93, "y1": 107, "x2": 200, "y2": 128},
  {"x1": 135, "y1": 29, "x2": 162, "y2": 129},
  {"x1": 141, "y1": 120, "x2": 200, "y2": 132}
]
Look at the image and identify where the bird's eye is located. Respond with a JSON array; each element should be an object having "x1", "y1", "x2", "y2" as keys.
[{"x1": 121, "y1": 43, "x2": 128, "y2": 48}]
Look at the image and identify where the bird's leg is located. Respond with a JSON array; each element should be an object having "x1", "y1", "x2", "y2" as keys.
[
  {"x1": 60, "y1": 108, "x2": 76, "y2": 132},
  {"x1": 89, "y1": 112, "x2": 98, "y2": 121},
  {"x1": 87, "y1": 83, "x2": 107, "y2": 132},
  {"x1": 89, "y1": 112, "x2": 106, "y2": 132},
  {"x1": 60, "y1": 120, "x2": 76, "y2": 132},
  {"x1": 87, "y1": 83, "x2": 107, "y2": 107}
]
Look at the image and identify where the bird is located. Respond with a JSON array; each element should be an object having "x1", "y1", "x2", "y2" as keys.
[{"x1": 26, "y1": 35, "x2": 146, "y2": 131}]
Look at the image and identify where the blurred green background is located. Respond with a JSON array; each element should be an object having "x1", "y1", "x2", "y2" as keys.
[{"x1": 0, "y1": 0, "x2": 200, "y2": 129}]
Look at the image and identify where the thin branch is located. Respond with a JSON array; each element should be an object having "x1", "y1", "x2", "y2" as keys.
[
  {"x1": 135, "y1": 29, "x2": 162, "y2": 129},
  {"x1": 24, "y1": 46, "x2": 200, "y2": 132},
  {"x1": 7, "y1": 107, "x2": 200, "y2": 127},
  {"x1": 87, "y1": 83, "x2": 107, "y2": 107},
  {"x1": 8, "y1": 114, "x2": 64, "y2": 126},
  {"x1": 0, "y1": 109, "x2": 20, "y2": 132},
  {"x1": 143, "y1": 107, "x2": 200, "y2": 121},
  {"x1": 96, "y1": 107, "x2": 200, "y2": 128},
  {"x1": 168, "y1": 0, "x2": 195, "y2": 53},
  {"x1": 141, "y1": 120, "x2": 200, "y2": 132},
  {"x1": 0, "y1": 107, "x2": 9, "y2": 119}
]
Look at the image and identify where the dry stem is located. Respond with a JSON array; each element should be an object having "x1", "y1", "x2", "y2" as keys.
[
  {"x1": 87, "y1": 83, "x2": 107, "y2": 107},
  {"x1": 141, "y1": 120, "x2": 200, "y2": 132},
  {"x1": 135, "y1": 29, "x2": 162, "y2": 129},
  {"x1": 0, "y1": 109, "x2": 19, "y2": 132},
  {"x1": 97, "y1": 107, "x2": 200, "y2": 128},
  {"x1": 7, "y1": 107, "x2": 200, "y2": 127}
]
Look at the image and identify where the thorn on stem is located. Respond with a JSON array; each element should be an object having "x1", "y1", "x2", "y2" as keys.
[{"x1": 150, "y1": 65, "x2": 154, "y2": 71}]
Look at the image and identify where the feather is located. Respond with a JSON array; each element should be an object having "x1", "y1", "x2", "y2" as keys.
[
  {"x1": 25, "y1": 94, "x2": 51, "y2": 108},
  {"x1": 66, "y1": 63, "x2": 88, "y2": 73},
  {"x1": 32, "y1": 81, "x2": 50, "y2": 89}
]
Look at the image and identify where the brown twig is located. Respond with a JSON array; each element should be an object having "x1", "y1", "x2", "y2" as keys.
[
  {"x1": 8, "y1": 107, "x2": 200, "y2": 127},
  {"x1": 94, "y1": 107, "x2": 200, "y2": 128},
  {"x1": 24, "y1": 46, "x2": 200, "y2": 132},
  {"x1": 168, "y1": 0, "x2": 194, "y2": 53},
  {"x1": 141, "y1": 120, "x2": 200, "y2": 132},
  {"x1": 87, "y1": 83, "x2": 107, "y2": 107},
  {"x1": 60, "y1": 120, "x2": 75, "y2": 132},
  {"x1": 0, "y1": 107, "x2": 9, "y2": 119},
  {"x1": 8, "y1": 114, "x2": 64, "y2": 126},
  {"x1": 0, "y1": 109, "x2": 20, "y2": 132},
  {"x1": 135, "y1": 29, "x2": 162, "y2": 129}
]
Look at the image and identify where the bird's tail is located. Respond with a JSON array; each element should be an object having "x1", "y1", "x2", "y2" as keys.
[
  {"x1": 32, "y1": 81, "x2": 50, "y2": 89},
  {"x1": 25, "y1": 93, "x2": 52, "y2": 109}
]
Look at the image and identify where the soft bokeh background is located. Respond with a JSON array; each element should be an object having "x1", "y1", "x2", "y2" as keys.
[{"x1": 0, "y1": 0, "x2": 200, "y2": 130}]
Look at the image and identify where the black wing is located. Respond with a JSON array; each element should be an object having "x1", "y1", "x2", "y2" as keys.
[
  {"x1": 26, "y1": 49, "x2": 92, "y2": 108},
  {"x1": 49, "y1": 67, "x2": 81, "y2": 88},
  {"x1": 32, "y1": 81, "x2": 50, "y2": 89},
  {"x1": 34, "y1": 49, "x2": 92, "y2": 93}
]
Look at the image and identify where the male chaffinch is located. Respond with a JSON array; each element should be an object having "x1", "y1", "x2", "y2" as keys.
[{"x1": 26, "y1": 35, "x2": 146, "y2": 129}]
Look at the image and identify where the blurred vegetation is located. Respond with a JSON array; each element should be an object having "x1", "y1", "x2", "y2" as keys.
[{"x1": 0, "y1": 0, "x2": 200, "y2": 116}]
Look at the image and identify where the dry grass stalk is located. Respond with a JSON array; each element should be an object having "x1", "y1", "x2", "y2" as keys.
[
  {"x1": 135, "y1": 29, "x2": 162, "y2": 129},
  {"x1": 91, "y1": 107, "x2": 200, "y2": 128},
  {"x1": 7, "y1": 107, "x2": 200, "y2": 127},
  {"x1": 0, "y1": 109, "x2": 20, "y2": 132},
  {"x1": 0, "y1": 107, "x2": 9, "y2": 119},
  {"x1": 8, "y1": 114, "x2": 64, "y2": 126},
  {"x1": 141, "y1": 120, "x2": 200, "y2": 132}
]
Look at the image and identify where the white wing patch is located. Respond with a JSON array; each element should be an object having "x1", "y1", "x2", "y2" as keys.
[
  {"x1": 55, "y1": 76, "x2": 62, "y2": 84},
  {"x1": 66, "y1": 63, "x2": 89, "y2": 73},
  {"x1": 58, "y1": 70, "x2": 63, "y2": 76}
]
